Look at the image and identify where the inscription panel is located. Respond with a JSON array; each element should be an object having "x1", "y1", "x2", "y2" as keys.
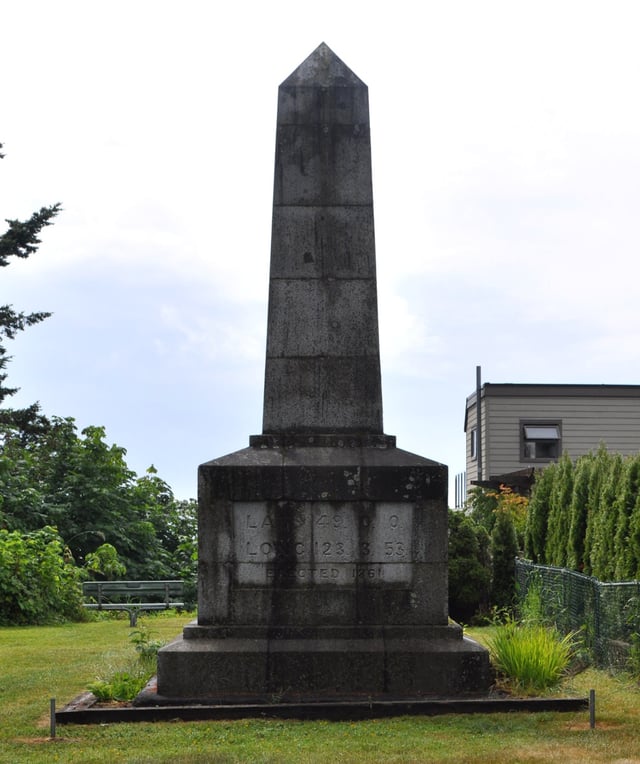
[{"x1": 233, "y1": 501, "x2": 414, "y2": 586}]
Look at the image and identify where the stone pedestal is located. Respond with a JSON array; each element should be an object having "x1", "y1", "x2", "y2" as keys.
[{"x1": 156, "y1": 435, "x2": 490, "y2": 701}]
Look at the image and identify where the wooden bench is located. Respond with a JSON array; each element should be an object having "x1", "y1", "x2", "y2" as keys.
[{"x1": 82, "y1": 580, "x2": 185, "y2": 626}]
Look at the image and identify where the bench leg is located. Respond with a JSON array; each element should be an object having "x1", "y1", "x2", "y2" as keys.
[{"x1": 129, "y1": 610, "x2": 138, "y2": 627}]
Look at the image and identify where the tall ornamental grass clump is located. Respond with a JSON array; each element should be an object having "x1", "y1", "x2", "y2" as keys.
[
  {"x1": 488, "y1": 620, "x2": 576, "y2": 695},
  {"x1": 488, "y1": 578, "x2": 577, "y2": 695}
]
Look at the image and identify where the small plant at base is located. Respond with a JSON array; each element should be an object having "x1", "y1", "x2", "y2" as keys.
[
  {"x1": 87, "y1": 626, "x2": 166, "y2": 702},
  {"x1": 88, "y1": 669, "x2": 147, "y2": 702},
  {"x1": 87, "y1": 679, "x2": 113, "y2": 702},
  {"x1": 129, "y1": 626, "x2": 166, "y2": 672},
  {"x1": 488, "y1": 619, "x2": 577, "y2": 695}
]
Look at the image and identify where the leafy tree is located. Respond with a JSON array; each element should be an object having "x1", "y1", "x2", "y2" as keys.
[
  {"x1": 466, "y1": 486, "x2": 499, "y2": 534},
  {"x1": 0, "y1": 141, "x2": 60, "y2": 437},
  {"x1": 0, "y1": 417, "x2": 197, "y2": 586},
  {"x1": 85, "y1": 543, "x2": 127, "y2": 580},
  {"x1": 466, "y1": 485, "x2": 528, "y2": 549}
]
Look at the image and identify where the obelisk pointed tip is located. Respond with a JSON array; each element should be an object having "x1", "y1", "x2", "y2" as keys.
[{"x1": 281, "y1": 43, "x2": 366, "y2": 87}]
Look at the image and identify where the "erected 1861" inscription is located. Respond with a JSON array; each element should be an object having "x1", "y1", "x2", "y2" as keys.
[{"x1": 233, "y1": 502, "x2": 414, "y2": 586}]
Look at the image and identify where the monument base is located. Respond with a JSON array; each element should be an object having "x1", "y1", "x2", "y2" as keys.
[
  {"x1": 153, "y1": 622, "x2": 490, "y2": 703},
  {"x1": 153, "y1": 438, "x2": 491, "y2": 703}
]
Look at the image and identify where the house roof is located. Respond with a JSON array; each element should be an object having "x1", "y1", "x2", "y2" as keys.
[{"x1": 464, "y1": 383, "x2": 640, "y2": 431}]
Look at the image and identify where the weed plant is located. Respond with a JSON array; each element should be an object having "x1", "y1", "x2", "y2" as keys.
[
  {"x1": 129, "y1": 626, "x2": 166, "y2": 672},
  {"x1": 87, "y1": 625, "x2": 166, "y2": 701},
  {"x1": 87, "y1": 669, "x2": 147, "y2": 702},
  {"x1": 518, "y1": 575, "x2": 546, "y2": 626}
]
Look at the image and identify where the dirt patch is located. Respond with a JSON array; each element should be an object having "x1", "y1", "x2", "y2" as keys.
[
  {"x1": 565, "y1": 720, "x2": 624, "y2": 731},
  {"x1": 14, "y1": 737, "x2": 78, "y2": 744},
  {"x1": 92, "y1": 700, "x2": 132, "y2": 708}
]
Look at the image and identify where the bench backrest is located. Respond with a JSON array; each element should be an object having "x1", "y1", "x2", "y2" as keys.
[{"x1": 82, "y1": 580, "x2": 183, "y2": 604}]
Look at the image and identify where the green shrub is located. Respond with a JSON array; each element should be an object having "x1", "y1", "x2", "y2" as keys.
[
  {"x1": 488, "y1": 620, "x2": 576, "y2": 695},
  {"x1": 0, "y1": 525, "x2": 84, "y2": 624}
]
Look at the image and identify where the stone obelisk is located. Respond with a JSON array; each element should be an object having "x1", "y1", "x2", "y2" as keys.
[{"x1": 156, "y1": 43, "x2": 489, "y2": 702}]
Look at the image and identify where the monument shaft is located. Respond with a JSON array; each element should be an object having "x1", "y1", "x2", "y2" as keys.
[
  {"x1": 263, "y1": 43, "x2": 382, "y2": 434},
  {"x1": 156, "y1": 44, "x2": 490, "y2": 703}
]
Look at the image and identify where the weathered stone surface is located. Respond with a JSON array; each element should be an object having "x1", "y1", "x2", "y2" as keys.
[
  {"x1": 158, "y1": 627, "x2": 490, "y2": 701},
  {"x1": 269, "y1": 207, "x2": 375, "y2": 280},
  {"x1": 199, "y1": 445, "x2": 447, "y2": 501}
]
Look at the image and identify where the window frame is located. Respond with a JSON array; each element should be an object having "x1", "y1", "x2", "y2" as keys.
[{"x1": 520, "y1": 419, "x2": 562, "y2": 462}]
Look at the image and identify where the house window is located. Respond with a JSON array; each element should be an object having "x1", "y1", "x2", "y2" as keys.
[
  {"x1": 470, "y1": 428, "x2": 477, "y2": 460},
  {"x1": 521, "y1": 421, "x2": 561, "y2": 461}
]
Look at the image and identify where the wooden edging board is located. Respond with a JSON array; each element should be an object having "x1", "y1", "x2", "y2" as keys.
[{"x1": 56, "y1": 692, "x2": 589, "y2": 724}]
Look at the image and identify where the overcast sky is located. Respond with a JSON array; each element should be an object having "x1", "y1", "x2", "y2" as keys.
[{"x1": 3, "y1": 1, "x2": 640, "y2": 501}]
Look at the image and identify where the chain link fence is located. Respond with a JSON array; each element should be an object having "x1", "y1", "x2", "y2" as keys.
[{"x1": 515, "y1": 559, "x2": 640, "y2": 668}]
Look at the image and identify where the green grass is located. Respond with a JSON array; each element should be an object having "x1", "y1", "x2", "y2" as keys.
[{"x1": 1, "y1": 615, "x2": 640, "y2": 763}]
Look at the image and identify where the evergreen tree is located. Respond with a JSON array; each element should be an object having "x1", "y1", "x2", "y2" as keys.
[
  {"x1": 491, "y1": 509, "x2": 518, "y2": 611},
  {"x1": 583, "y1": 444, "x2": 611, "y2": 576},
  {"x1": 587, "y1": 454, "x2": 622, "y2": 581},
  {"x1": 524, "y1": 461, "x2": 556, "y2": 563},
  {"x1": 567, "y1": 454, "x2": 593, "y2": 571},
  {"x1": 448, "y1": 510, "x2": 491, "y2": 623},
  {"x1": 628, "y1": 488, "x2": 640, "y2": 579},
  {"x1": 612, "y1": 455, "x2": 640, "y2": 580},
  {"x1": 0, "y1": 142, "x2": 61, "y2": 436},
  {"x1": 544, "y1": 452, "x2": 574, "y2": 567}
]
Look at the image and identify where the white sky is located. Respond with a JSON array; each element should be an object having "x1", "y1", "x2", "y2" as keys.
[{"x1": 3, "y1": 0, "x2": 640, "y2": 500}]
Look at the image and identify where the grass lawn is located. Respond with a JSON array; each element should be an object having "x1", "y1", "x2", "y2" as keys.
[{"x1": 1, "y1": 614, "x2": 639, "y2": 763}]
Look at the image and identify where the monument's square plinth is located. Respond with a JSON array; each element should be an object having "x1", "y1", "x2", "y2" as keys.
[
  {"x1": 155, "y1": 43, "x2": 490, "y2": 704},
  {"x1": 157, "y1": 435, "x2": 489, "y2": 701}
]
